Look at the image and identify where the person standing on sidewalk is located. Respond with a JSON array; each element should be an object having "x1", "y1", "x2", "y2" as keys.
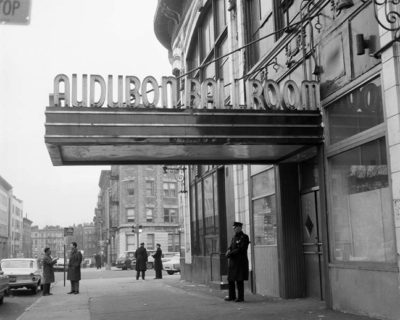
[
  {"x1": 67, "y1": 242, "x2": 83, "y2": 294},
  {"x1": 42, "y1": 247, "x2": 58, "y2": 296},
  {"x1": 224, "y1": 221, "x2": 249, "y2": 303},
  {"x1": 152, "y1": 243, "x2": 163, "y2": 279},
  {"x1": 135, "y1": 243, "x2": 148, "y2": 280}
]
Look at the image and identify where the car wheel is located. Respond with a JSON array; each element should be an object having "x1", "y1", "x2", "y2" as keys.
[
  {"x1": 31, "y1": 286, "x2": 37, "y2": 294},
  {"x1": 147, "y1": 262, "x2": 153, "y2": 269},
  {"x1": 167, "y1": 271, "x2": 174, "y2": 275},
  {"x1": 0, "y1": 295, "x2": 3, "y2": 305}
]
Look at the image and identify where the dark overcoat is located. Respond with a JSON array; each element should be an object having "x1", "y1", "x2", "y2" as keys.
[
  {"x1": 42, "y1": 254, "x2": 57, "y2": 284},
  {"x1": 135, "y1": 246, "x2": 148, "y2": 272},
  {"x1": 226, "y1": 231, "x2": 249, "y2": 282},
  {"x1": 67, "y1": 248, "x2": 83, "y2": 281},
  {"x1": 152, "y1": 247, "x2": 163, "y2": 272}
]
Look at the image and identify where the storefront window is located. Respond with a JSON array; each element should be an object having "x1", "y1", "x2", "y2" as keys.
[
  {"x1": 327, "y1": 77, "x2": 383, "y2": 144},
  {"x1": 252, "y1": 169, "x2": 277, "y2": 245},
  {"x1": 329, "y1": 138, "x2": 395, "y2": 263}
]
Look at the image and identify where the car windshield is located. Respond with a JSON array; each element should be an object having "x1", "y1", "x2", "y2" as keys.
[{"x1": 1, "y1": 260, "x2": 34, "y2": 268}]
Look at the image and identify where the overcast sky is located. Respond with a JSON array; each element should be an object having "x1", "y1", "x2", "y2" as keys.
[{"x1": 0, "y1": 0, "x2": 172, "y2": 228}]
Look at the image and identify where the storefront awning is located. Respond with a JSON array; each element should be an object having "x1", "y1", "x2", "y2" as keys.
[{"x1": 44, "y1": 107, "x2": 323, "y2": 165}]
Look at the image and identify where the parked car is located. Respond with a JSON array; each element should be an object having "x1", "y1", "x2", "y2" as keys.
[
  {"x1": 0, "y1": 258, "x2": 42, "y2": 294},
  {"x1": 116, "y1": 252, "x2": 135, "y2": 270},
  {"x1": 162, "y1": 253, "x2": 181, "y2": 275},
  {"x1": 146, "y1": 250, "x2": 155, "y2": 269},
  {"x1": 0, "y1": 270, "x2": 9, "y2": 304},
  {"x1": 54, "y1": 258, "x2": 67, "y2": 272}
]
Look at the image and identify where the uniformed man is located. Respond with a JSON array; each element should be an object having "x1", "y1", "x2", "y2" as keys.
[{"x1": 224, "y1": 221, "x2": 249, "y2": 302}]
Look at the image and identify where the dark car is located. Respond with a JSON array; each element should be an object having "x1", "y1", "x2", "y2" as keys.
[{"x1": 116, "y1": 252, "x2": 135, "y2": 270}]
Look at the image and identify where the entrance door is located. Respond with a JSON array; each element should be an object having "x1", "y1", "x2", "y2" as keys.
[{"x1": 301, "y1": 189, "x2": 324, "y2": 300}]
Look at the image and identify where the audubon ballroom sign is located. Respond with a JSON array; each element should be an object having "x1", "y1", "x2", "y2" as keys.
[
  {"x1": 50, "y1": 74, "x2": 320, "y2": 111},
  {"x1": 45, "y1": 74, "x2": 323, "y2": 166}
]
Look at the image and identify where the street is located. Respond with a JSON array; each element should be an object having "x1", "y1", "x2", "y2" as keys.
[
  {"x1": 1, "y1": 267, "x2": 379, "y2": 320},
  {"x1": 0, "y1": 267, "x2": 163, "y2": 320}
]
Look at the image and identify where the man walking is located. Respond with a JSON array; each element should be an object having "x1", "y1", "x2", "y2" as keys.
[
  {"x1": 152, "y1": 243, "x2": 163, "y2": 279},
  {"x1": 67, "y1": 242, "x2": 83, "y2": 294},
  {"x1": 42, "y1": 247, "x2": 58, "y2": 296},
  {"x1": 135, "y1": 242, "x2": 148, "y2": 280},
  {"x1": 224, "y1": 221, "x2": 249, "y2": 302}
]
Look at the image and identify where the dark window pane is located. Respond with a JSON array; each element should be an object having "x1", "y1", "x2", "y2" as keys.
[{"x1": 327, "y1": 78, "x2": 383, "y2": 144}]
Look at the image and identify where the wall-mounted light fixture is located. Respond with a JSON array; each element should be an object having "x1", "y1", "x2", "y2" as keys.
[
  {"x1": 356, "y1": 34, "x2": 377, "y2": 56},
  {"x1": 162, "y1": 165, "x2": 187, "y2": 193}
]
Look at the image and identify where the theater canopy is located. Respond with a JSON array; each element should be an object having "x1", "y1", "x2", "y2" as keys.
[{"x1": 44, "y1": 74, "x2": 323, "y2": 165}]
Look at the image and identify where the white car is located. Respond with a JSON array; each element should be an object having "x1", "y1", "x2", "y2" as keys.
[
  {"x1": 0, "y1": 258, "x2": 42, "y2": 294},
  {"x1": 54, "y1": 258, "x2": 68, "y2": 271},
  {"x1": 0, "y1": 270, "x2": 9, "y2": 304},
  {"x1": 162, "y1": 253, "x2": 181, "y2": 275}
]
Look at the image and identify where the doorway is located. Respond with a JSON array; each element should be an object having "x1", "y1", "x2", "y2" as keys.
[{"x1": 299, "y1": 159, "x2": 324, "y2": 300}]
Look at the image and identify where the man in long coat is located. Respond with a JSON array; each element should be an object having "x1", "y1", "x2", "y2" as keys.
[
  {"x1": 135, "y1": 242, "x2": 148, "y2": 280},
  {"x1": 67, "y1": 242, "x2": 83, "y2": 294},
  {"x1": 152, "y1": 243, "x2": 163, "y2": 279},
  {"x1": 225, "y1": 221, "x2": 249, "y2": 302},
  {"x1": 42, "y1": 247, "x2": 58, "y2": 296}
]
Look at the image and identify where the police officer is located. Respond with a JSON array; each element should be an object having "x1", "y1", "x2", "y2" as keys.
[{"x1": 224, "y1": 221, "x2": 249, "y2": 302}]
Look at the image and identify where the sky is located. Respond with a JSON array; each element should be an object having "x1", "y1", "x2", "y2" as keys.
[{"x1": 0, "y1": 0, "x2": 172, "y2": 228}]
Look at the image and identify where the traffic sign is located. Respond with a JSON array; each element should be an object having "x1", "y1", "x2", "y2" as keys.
[
  {"x1": 64, "y1": 227, "x2": 74, "y2": 236},
  {"x1": 0, "y1": 0, "x2": 31, "y2": 25}
]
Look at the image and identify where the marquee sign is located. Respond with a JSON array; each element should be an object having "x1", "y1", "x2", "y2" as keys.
[
  {"x1": 45, "y1": 74, "x2": 323, "y2": 166},
  {"x1": 50, "y1": 74, "x2": 320, "y2": 111}
]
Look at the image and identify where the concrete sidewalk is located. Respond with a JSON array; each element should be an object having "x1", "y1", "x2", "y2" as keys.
[{"x1": 17, "y1": 276, "x2": 379, "y2": 320}]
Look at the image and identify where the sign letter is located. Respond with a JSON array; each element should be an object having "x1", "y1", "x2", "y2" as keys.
[
  {"x1": 71, "y1": 74, "x2": 88, "y2": 107},
  {"x1": 107, "y1": 75, "x2": 124, "y2": 108},
  {"x1": 90, "y1": 75, "x2": 106, "y2": 107},
  {"x1": 53, "y1": 74, "x2": 70, "y2": 107},
  {"x1": 246, "y1": 79, "x2": 265, "y2": 109},
  {"x1": 141, "y1": 76, "x2": 160, "y2": 107},
  {"x1": 125, "y1": 76, "x2": 141, "y2": 107}
]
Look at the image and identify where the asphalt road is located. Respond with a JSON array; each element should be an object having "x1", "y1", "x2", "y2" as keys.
[{"x1": 0, "y1": 267, "x2": 164, "y2": 320}]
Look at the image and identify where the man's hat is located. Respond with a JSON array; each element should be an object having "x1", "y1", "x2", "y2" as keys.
[
  {"x1": 233, "y1": 221, "x2": 243, "y2": 227},
  {"x1": 140, "y1": 242, "x2": 145, "y2": 246}
]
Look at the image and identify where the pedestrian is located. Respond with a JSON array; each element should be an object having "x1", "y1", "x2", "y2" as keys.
[
  {"x1": 95, "y1": 253, "x2": 101, "y2": 269},
  {"x1": 224, "y1": 221, "x2": 249, "y2": 302},
  {"x1": 67, "y1": 242, "x2": 83, "y2": 294},
  {"x1": 152, "y1": 243, "x2": 163, "y2": 279},
  {"x1": 42, "y1": 247, "x2": 58, "y2": 296},
  {"x1": 135, "y1": 242, "x2": 148, "y2": 280}
]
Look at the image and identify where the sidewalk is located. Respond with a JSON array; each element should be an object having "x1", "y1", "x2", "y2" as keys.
[{"x1": 17, "y1": 275, "x2": 379, "y2": 320}]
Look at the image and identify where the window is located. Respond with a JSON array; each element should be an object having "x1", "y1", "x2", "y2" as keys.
[
  {"x1": 327, "y1": 78, "x2": 383, "y2": 144},
  {"x1": 145, "y1": 181, "x2": 155, "y2": 196},
  {"x1": 164, "y1": 208, "x2": 178, "y2": 223},
  {"x1": 186, "y1": 0, "x2": 231, "y2": 102},
  {"x1": 147, "y1": 234, "x2": 155, "y2": 250},
  {"x1": 126, "y1": 235, "x2": 135, "y2": 251},
  {"x1": 126, "y1": 180, "x2": 135, "y2": 196},
  {"x1": 145, "y1": 208, "x2": 154, "y2": 222},
  {"x1": 252, "y1": 168, "x2": 277, "y2": 245},
  {"x1": 126, "y1": 208, "x2": 135, "y2": 222},
  {"x1": 329, "y1": 138, "x2": 395, "y2": 263},
  {"x1": 246, "y1": 0, "x2": 284, "y2": 68},
  {"x1": 168, "y1": 233, "x2": 179, "y2": 252},
  {"x1": 163, "y1": 182, "x2": 177, "y2": 197}
]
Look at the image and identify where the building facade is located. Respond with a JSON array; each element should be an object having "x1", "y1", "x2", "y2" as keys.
[
  {"x1": 22, "y1": 217, "x2": 33, "y2": 258},
  {"x1": 31, "y1": 225, "x2": 64, "y2": 259},
  {"x1": 0, "y1": 176, "x2": 11, "y2": 259},
  {"x1": 9, "y1": 195, "x2": 23, "y2": 258},
  {"x1": 154, "y1": 1, "x2": 400, "y2": 319},
  {"x1": 94, "y1": 166, "x2": 181, "y2": 265}
]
